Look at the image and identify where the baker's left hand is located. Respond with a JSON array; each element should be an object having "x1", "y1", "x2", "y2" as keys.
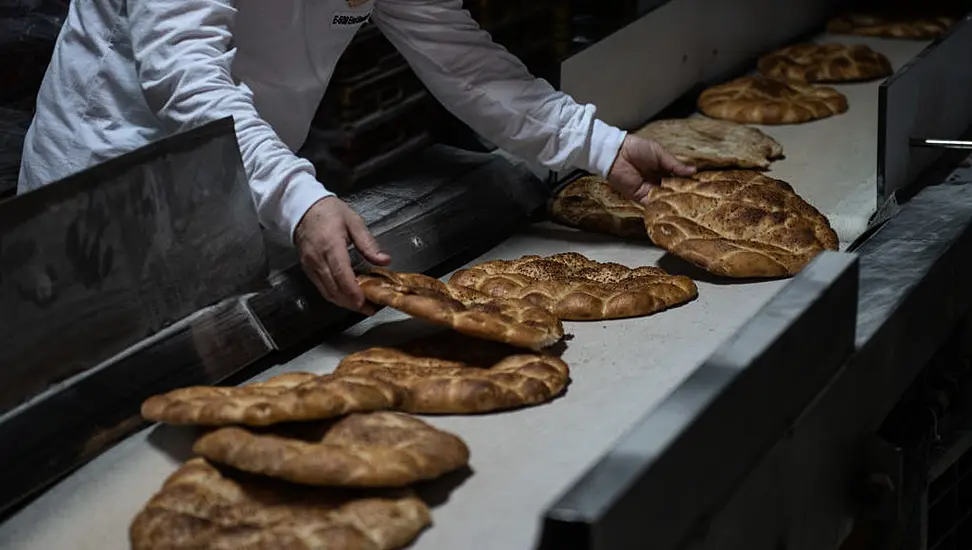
[{"x1": 606, "y1": 134, "x2": 696, "y2": 205}]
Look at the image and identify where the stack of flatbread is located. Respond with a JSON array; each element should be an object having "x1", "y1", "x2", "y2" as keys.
[
  {"x1": 134, "y1": 261, "x2": 601, "y2": 547},
  {"x1": 549, "y1": 117, "x2": 788, "y2": 240},
  {"x1": 134, "y1": 373, "x2": 473, "y2": 549}
]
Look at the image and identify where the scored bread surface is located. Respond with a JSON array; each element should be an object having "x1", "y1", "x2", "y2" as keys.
[
  {"x1": 758, "y1": 43, "x2": 893, "y2": 83},
  {"x1": 642, "y1": 170, "x2": 839, "y2": 278},
  {"x1": 826, "y1": 13, "x2": 954, "y2": 39},
  {"x1": 129, "y1": 458, "x2": 431, "y2": 550},
  {"x1": 449, "y1": 252, "x2": 698, "y2": 321},
  {"x1": 193, "y1": 411, "x2": 470, "y2": 488},
  {"x1": 335, "y1": 332, "x2": 570, "y2": 414},
  {"x1": 141, "y1": 373, "x2": 404, "y2": 426},
  {"x1": 698, "y1": 76, "x2": 848, "y2": 125}
]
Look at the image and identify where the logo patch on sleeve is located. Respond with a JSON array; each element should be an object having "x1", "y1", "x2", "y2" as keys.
[{"x1": 331, "y1": 10, "x2": 372, "y2": 29}]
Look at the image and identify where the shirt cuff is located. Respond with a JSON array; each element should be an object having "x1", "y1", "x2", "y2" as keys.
[
  {"x1": 279, "y1": 172, "x2": 335, "y2": 244},
  {"x1": 586, "y1": 120, "x2": 628, "y2": 178}
]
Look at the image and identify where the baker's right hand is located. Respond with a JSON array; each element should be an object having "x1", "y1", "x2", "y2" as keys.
[{"x1": 293, "y1": 196, "x2": 391, "y2": 314}]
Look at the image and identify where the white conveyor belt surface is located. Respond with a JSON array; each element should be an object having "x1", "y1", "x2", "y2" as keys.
[
  {"x1": 749, "y1": 34, "x2": 930, "y2": 246},
  {"x1": 0, "y1": 223, "x2": 788, "y2": 550}
]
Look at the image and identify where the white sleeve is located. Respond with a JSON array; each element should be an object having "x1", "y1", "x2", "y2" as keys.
[
  {"x1": 371, "y1": 0, "x2": 627, "y2": 177},
  {"x1": 126, "y1": 0, "x2": 332, "y2": 242}
]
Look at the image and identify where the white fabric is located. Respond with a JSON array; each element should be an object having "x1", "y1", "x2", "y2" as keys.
[{"x1": 18, "y1": 0, "x2": 627, "y2": 242}]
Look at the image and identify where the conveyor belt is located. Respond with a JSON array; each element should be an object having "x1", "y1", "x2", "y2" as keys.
[
  {"x1": 0, "y1": 222, "x2": 788, "y2": 550},
  {"x1": 0, "y1": 15, "x2": 961, "y2": 550}
]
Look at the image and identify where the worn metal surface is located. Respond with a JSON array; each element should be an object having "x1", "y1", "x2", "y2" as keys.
[
  {"x1": 878, "y1": 13, "x2": 972, "y2": 202},
  {"x1": 539, "y1": 251, "x2": 859, "y2": 550},
  {"x1": 0, "y1": 118, "x2": 267, "y2": 416}
]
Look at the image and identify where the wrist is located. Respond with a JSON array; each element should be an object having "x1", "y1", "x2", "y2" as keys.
[
  {"x1": 588, "y1": 120, "x2": 628, "y2": 178},
  {"x1": 281, "y1": 174, "x2": 334, "y2": 246}
]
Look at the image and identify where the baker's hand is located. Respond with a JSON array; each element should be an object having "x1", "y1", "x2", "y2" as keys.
[
  {"x1": 607, "y1": 134, "x2": 696, "y2": 205},
  {"x1": 294, "y1": 196, "x2": 390, "y2": 314}
]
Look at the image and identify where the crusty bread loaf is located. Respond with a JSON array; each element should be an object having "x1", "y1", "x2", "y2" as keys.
[
  {"x1": 335, "y1": 333, "x2": 570, "y2": 414},
  {"x1": 642, "y1": 170, "x2": 839, "y2": 278},
  {"x1": 698, "y1": 76, "x2": 848, "y2": 125},
  {"x1": 758, "y1": 43, "x2": 893, "y2": 83},
  {"x1": 130, "y1": 458, "x2": 431, "y2": 550},
  {"x1": 449, "y1": 252, "x2": 698, "y2": 321},
  {"x1": 635, "y1": 117, "x2": 784, "y2": 170},
  {"x1": 141, "y1": 373, "x2": 403, "y2": 426},
  {"x1": 358, "y1": 268, "x2": 564, "y2": 351},
  {"x1": 194, "y1": 412, "x2": 470, "y2": 487},
  {"x1": 827, "y1": 13, "x2": 954, "y2": 39},
  {"x1": 549, "y1": 175, "x2": 649, "y2": 239}
]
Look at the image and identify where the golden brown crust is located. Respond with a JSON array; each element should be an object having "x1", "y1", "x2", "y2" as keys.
[
  {"x1": 448, "y1": 252, "x2": 698, "y2": 321},
  {"x1": 193, "y1": 412, "x2": 470, "y2": 488},
  {"x1": 141, "y1": 373, "x2": 403, "y2": 427},
  {"x1": 130, "y1": 458, "x2": 431, "y2": 550},
  {"x1": 548, "y1": 176, "x2": 650, "y2": 239},
  {"x1": 357, "y1": 268, "x2": 564, "y2": 351},
  {"x1": 334, "y1": 333, "x2": 570, "y2": 413},
  {"x1": 758, "y1": 43, "x2": 893, "y2": 83},
  {"x1": 698, "y1": 76, "x2": 848, "y2": 125},
  {"x1": 635, "y1": 117, "x2": 784, "y2": 170},
  {"x1": 642, "y1": 171, "x2": 839, "y2": 278},
  {"x1": 826, "y1": 13, "x2": 954, "y2": 39}
]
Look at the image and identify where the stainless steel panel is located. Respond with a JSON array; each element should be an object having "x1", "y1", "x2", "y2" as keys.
[
  {"x1": 0, "y1": 118, "x2": 267, "y2": 415},
  {"x1": 878, "y1": 14, "x2": 972, "y2": 202},
  {"x1": 559, "y1": 0, "x2": 839, "y2": 130}
]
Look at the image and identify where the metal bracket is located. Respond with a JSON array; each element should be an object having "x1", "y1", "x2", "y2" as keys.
[{"x1": 910, "y1": 138, "x2": 972, "y2": 150}]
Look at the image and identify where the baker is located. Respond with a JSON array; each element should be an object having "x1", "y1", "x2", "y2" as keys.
[{"x1": 17, "y1": 0, "x2": 695, "y2": 313}]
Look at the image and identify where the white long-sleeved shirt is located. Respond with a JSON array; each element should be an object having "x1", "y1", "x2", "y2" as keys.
[{"x1": 18, "y1": 0, "x2": 627, "y2": 242}]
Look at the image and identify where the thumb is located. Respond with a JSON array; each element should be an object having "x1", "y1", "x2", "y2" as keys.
[
  {"x1": 656, "y1": 145, "x2": 696, "y2": 176},
  {"x1": 346, "y1": 213, "x2": 390, "y2": 266}
]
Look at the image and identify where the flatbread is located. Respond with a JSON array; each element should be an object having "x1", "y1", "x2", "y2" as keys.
[
  {"x1": 141, "y1": 373, "x2": 403, "y2": 427},
  {"x1": 130, "y1": 458, "x2": 430, "y2": 550},
  {"x1": 826, "y1": 13, "x2": 954, "y2": 39},
  {"x1": 357, "y1": 268, "x2": 564, "y2": 351},
  {"x1": 758, "y1": 43, "x2": 893, "y2": 83},
  {"x1": 194, "y1": 412, "x2": 470, "y2": 488},
  {"x1": 334, "y1": 332, "x2": 570, "y2": 414},
  {"x1": 642, "y1": 170, "x2": 839, "y2": 278},
  {"x1": 448, "y1": 252, "x2": 698, "y2": 321},
  {"x1": 548, "y1": 175, "x2": 649, "y2": 239},
  {"x1": 635, "y1": 117, "x2": 784, "y2": 170},
  {"x1": 698, "y1": 76, "x2": 848, "y2": 125}
]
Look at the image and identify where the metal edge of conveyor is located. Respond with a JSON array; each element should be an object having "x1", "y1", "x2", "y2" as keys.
[
  {"x1": 690, "y1": 165, "x2": 972, "y2": 550},
  {"x1": 0, "y1": 143, "x2": 550, "y2": 520},
  {"x1": 539, "y1": 250, "x2": 860, "y2": 550}
]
